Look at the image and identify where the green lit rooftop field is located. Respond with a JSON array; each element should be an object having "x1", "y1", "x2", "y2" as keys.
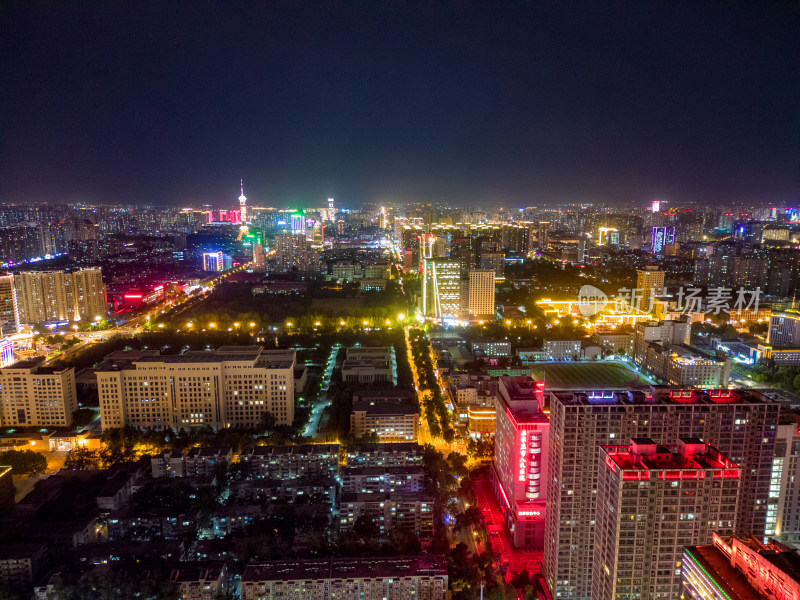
[{"x1": 530, "y1": 361, "x2": 643, "y2": 389}]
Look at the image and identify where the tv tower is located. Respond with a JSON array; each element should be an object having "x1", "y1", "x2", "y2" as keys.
[{"x1": 238, "y1": 180, "x2": 247, "y2": 223}]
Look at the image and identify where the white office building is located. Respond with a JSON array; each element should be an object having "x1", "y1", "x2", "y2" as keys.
[
  {"x1": 0, "y1": 360, "x2": 77, "y2": 427},
  {"x1": 96, "y1": 346, "x2": 295, "y2": 431}
]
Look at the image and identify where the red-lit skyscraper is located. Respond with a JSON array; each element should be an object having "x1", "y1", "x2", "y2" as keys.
[
  {"x1": 493, "y1": 376, "x2": 548, "y2": 548},
  {"x1": 593, "y1": 438, "x2": 739, "y2": 600},
  {"x1": 544, "y1": 387, "x2": 779, "y2": 600}
]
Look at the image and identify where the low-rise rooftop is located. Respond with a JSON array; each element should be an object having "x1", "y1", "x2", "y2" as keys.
[{"x1": 243, "y1": 555, "x2": 446, "y2": 582}]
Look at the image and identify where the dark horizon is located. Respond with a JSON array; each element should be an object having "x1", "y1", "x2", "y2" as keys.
[{"x1": 1, "y1": 2, "x2": 798, "y2": 209}]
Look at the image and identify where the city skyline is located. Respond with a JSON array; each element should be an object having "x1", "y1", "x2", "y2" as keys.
[
  {"x1": 3, "y1": 5, "x2": 800, "y2": 599},
  {"x1": 1, "y1": 3, "x2": 798, "y2": 208}
]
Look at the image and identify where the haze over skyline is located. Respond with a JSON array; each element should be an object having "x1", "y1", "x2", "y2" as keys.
[{"x1": 1, "y1": 2, "x2": 798, "y2": 209}]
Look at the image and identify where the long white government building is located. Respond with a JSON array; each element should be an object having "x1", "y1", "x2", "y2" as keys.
[{"x1": 96, "y1": 346, "x2": 295, "y2": 430}]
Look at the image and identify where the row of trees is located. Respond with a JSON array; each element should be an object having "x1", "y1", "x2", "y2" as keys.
[
  {"x1": 409, "y1": 330, "x2": 454, "y2": 442},
  {"x1": 751, "y1": 360, "x2": 800, "y2": 395},
  {"x1": 0, "y1": 449, "x2": 47, "y2": 476},
  {"x1": 421, "y1": 454, "x2": 512, "y2": 599},
  {"x1": 156, "y1": 278, "x2": 413, "y2": 333}
]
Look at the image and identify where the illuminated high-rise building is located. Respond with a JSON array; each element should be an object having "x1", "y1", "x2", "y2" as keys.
[
  {"x1": 598, "y1": 226, "x2": 619, "y2": 246},
  {"x1": 651, "y1": 226, "x2": 676, "y2": 254},
  {"x1": 238, "y1": 179, "x2": 248, "y2": 223},
  {"x1": 768, "y1": 309, "x2": 800, "y2": 349},
  {"x1": 275, "y1": 233, "x2": 318, "y2": 272},
  {"x1": 0, "y1": 274, "x2": 19, "y2": 335},
  {"x1": 290, "y1": 213, "x2": 306, "y2": 234},
  {"x1": 467, "y1": 269, "x2": 495, "y2": 319},
  {"x1": 635, "y1": 266, "x2": 665, "y2": 312},
  {"x1": 252, "y1": 243, "x2": 265, "y2": 272},
  {"x1": 493, "y1": 376, "x2": 548, "y2": 548},
  {"x1": 70, "y1": 268, "x2": 107, "y2": 322},
  {"x1": 202, "y1": 251, "x2": 225, "y2": 272},
  {"x1": 765, "y1": 418, "x2": 800, "y2": 546},
  {"x1": 537, "y1": 221, "x2": 550, "y2": 249},
  {"x1": 593, "y1": 438, "x2": 739, "y2": 600},
  {"x1": 421, "y1": 258, "x2": 461, "y2": 321},
  {"x1": 14, "y1": 269, "x2": 106, "y2": 325},
  {"x1": 544, "y1": 388, "x2": 779, "y2": 600}
]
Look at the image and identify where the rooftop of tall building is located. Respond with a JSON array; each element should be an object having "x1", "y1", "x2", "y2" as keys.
[
  {"x1": 603, "y1": 438, "x2": 738, "y2": 472},
  {"x1": 95, "y1": 346, "x2": 294, "y2": 370},
  {"x1": 549, "y1": 386, "x2": 771, "y2": 407}
]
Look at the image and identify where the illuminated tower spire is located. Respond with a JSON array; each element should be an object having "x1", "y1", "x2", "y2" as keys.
[{"x1": 238, "y1": 179, "x2": 247, "y2": 223}]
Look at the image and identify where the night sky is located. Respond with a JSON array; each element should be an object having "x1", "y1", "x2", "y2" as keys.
[{"x1": 1, "y1": 3, "x2": 798, "y2": 209}]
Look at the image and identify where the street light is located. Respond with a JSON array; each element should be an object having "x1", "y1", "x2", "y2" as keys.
[
  {"x1": 186, "y1": 322, "x2": 193, "y2": 328},
  {"x1": 398, "y1": 313, "x2": 405, "y2": 321},
  {"x1": 209, "y1": 323, "x2": 216, "y2": 328}
]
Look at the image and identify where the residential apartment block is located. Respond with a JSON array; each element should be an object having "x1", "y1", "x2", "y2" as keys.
[
  {"x1": 13, "y1": 268, "x2": 106, "y2": 325},
  {"x1": 238, "y1": 444, "x2": 340, "y2": 480},
  {"x1": 151, "y1": 447, "x2": 233, "y2": 478},
  {"x1": 341, "y1": 465, "x2": 426, "y2": 495},
  {"x1": 241, "y1": 556, "x2": 448, "y2": 600},
  {"x1": 467, "y1": 268, "x2": 495, "y2": 319},
  {"x1": 765, "y1": 417, "x2": 800, "y2": 546},
  {"x1": 593, "y1": 438, "x2": 739, "y2": 600},
  {"x1": 338, "y1": 492, "x2": 434, "y2": 538},
  {"x1": 543, "y1": 387, "x2": 779, "y2": 600},
  {"x1": 345, "y1": 443, "x2": 423, "y2": 468}
]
